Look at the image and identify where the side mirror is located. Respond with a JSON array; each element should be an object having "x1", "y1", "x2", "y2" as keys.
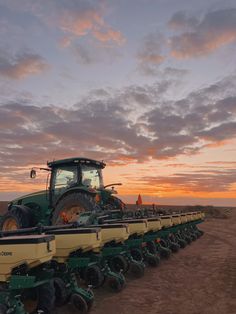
[{"x1": 30, "y1": 169, "x2": 37, "y2": 179}]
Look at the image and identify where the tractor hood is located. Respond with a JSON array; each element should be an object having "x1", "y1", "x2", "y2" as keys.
[
  {"x1": 12, "y1": 190, "x2": 47, "y2": 202},
  {"x1": 10, "y1": 190, "x2": 49, "y2": 210}
]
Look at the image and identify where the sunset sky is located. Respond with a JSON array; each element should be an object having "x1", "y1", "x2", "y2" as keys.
[{"x1": 0, "y1": 0, "x2": 236, "y2": 206}]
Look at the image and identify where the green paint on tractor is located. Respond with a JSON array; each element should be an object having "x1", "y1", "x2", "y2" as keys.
[{"x1": 0, "y1": 157, "x2": 124, "y2": 231}]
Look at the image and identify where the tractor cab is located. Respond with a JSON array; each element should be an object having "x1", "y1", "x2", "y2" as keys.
[
  {"x1": 1, "y1": 157, "x2": 125, "y2": 231},
  {"x1": 47, "y1": 157, "x2": 105, "y2": 207}
]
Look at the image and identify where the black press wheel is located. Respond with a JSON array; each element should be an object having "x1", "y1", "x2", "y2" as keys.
[
  {"x1": 129, "y1": 262, "x2": 145, "y2": 278},
  {"x1": 190, "y1": 233, "x2": 197, "y2": 241},
  {"x1": 184, "y1": 234, "x2": 192, "y2": 244},
  {"x1": 84, "y1": 265, "x2": 105, "y2": 288},
  {"x1": 159, "y1": 245, "x2": 171, "y2": 259},
  {"x1": 170, "y1": 242, "x2": 180, "y2": 253},
  {"x1": 146, "y1": 241, "x2": 157, "y2": 254},
  {"x1": 70, "y1": 293, "x2": 88, "y2": 314},
  {"x1": 146, "y1": 255, "x2": 160, "y2": 267},
  {"x1": 198, "y1": 229, "x2": 204, "y2": 236},
  {"x1": 107, "y1": 276, "x2": 125, "y2": 293},
  {"x1": 109, "y1": 255, "x2": 129, "y2": 273},
  {"x1": 130, "y1": 248, "x2": 143, "y2": 262},
  {"x1": 54, "y1": 277, "x2": 69, "y2": 306},
  {"x1": 178, "y1": 238, "x2": 187, "y2": 248},
  {"x1": 85, "y1": 291, "x2": 94, "y2": 312},
  {"x1": 37, "y1": 281, "x2": 55, "y2": 314},
  {"x1": 0, "y1": 304, "x2": 8, "y2": 314},
  {"x1": 160, "y1": 239, "x2": 169, "y2": 248}
]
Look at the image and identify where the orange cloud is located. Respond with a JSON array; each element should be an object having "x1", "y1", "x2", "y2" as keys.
[
  {"x1": 92, "y1": 28, "x2": 125, "y2": 45},
  {"x1": 203, "y1": 140, "x2": 230, "y2": 148},
  {"x1": 171, "y1": 31, "x2": 236, "y2": 59},
  {"x1": 60, "y1": 10, "x2": 103, "y2": 37},
  {"x1": 59, "y1": 36, "x2": 72, "y2": 48},
  {"x1": 169, "y1": 9, "x2": 236, "y2": 58},
  {"x1": 139, "y1": 54, "x2": 165, "y2": 64},
  {"x1": 58, "y1": 8, "x2": 125, "y2": 45},
  {"x1": 0, "y1": 53, "x2": 49, "y2": 80}
]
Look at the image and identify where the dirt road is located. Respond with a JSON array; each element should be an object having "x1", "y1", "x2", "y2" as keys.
[{"x1": 56, "y1": 212, "x2": 236, "y2": 314}]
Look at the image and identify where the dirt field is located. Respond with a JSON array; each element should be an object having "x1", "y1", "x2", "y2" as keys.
[{"x1": 55, "y1": 210, "x2": 236, "y2": 314}]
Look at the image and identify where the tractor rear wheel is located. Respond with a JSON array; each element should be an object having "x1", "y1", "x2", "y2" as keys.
[
  {"x1": 0, "y1": 206, "x2": 31, "y2": 231},
  {"x1": 52, "y1": 192, "x2": 97, "y2": 225}
]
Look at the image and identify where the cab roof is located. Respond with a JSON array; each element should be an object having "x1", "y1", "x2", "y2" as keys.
[{"x1": 47, "y1": 157, "x2": 106, "y2": 169}]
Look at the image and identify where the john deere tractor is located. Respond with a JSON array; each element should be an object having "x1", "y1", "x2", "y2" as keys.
[{"x1": 0, "y1": 157, "x2": 125, "y2": 231}]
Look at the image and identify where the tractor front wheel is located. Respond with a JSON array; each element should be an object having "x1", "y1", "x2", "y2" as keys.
[{"x1": 0, "y1": 206, "x2": 31, "y2": 231}]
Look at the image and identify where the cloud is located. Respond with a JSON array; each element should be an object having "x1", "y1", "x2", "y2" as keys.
[
  {"x1": 168, "y1": 11, "x2": 198, "y2": 30},
  {"x1": 0, "y1": 1, "x2": 125, "y2": 47},
  {"x1": 0, "y1": 52, "x2": 49, "y2": 79},
  {"x1": 42, "y1": 1, "x2": 125, "y2": 46},
  {"x1": 0, "y1": 74, "x2": 236, "y2": 192},
  {"x1": 138, "y1": 169, "x2": 236, "y2": 193},
  {"x1": 169, "y1": 8, "x2": 236, "y2": 58},
  {"x1": 73, "y1": 44, "x2": 96, "y2": 64},
  {"x1": 137, "y1": 33, "x2": 165, "y2": 75},
  {"x1": 72, "y1": 41, "x2": 122, "y2": 65}
]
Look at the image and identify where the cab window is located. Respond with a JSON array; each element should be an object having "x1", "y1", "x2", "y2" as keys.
[
  {"x1": 52, "y1": 166, "x2": 78, "y2": 191},
  {"x1": 81, "y1": 165, "x2": 102, "y2": 189}
]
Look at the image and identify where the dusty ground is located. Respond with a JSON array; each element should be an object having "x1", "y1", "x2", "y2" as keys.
[{"x1": 55, "y1": 210, "x2": 236, "y2": 314}]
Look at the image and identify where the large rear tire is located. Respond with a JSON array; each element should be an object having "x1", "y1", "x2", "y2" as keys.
[{"x1": 52, "y1": 192, "x2": 97, "y2": 225}]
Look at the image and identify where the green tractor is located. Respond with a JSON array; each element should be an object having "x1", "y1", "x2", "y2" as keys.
[{"x1": 0, "y1": 157, "x2": 125, "y2": 231}]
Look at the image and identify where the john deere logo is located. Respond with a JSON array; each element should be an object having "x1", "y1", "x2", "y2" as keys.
[{"x1": 0, "y1": 251, "x2": 13, "y2": 256}]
